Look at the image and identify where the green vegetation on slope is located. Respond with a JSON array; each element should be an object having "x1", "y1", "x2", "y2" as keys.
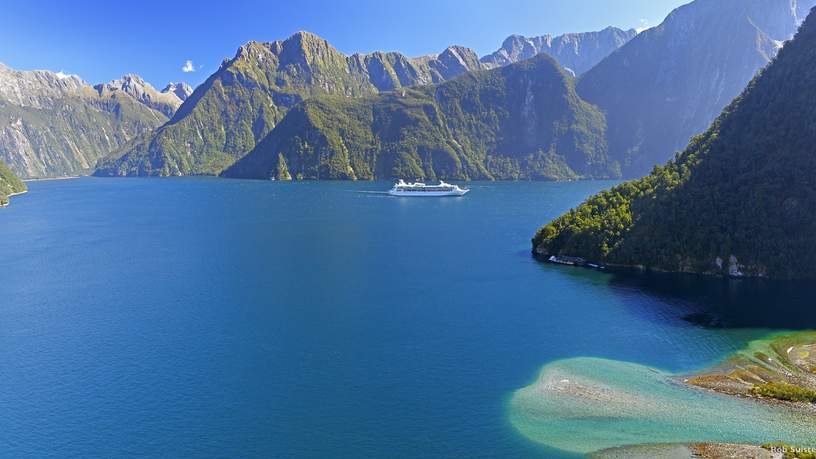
[
  {"x1": 533, "y1": 7, "x2": 816, "y2": 279},
  {"x1": 94, "y1": 33, "x2": 485, "y2": 177},
  {"x1": 687, "y1": 331, "x2": 816, "y2": 420},
  {"x1": 0, "y1": 159, "x2": 26, "y2": 206},
  {"x1": 224, "y1": 54, "x2": 615, "y2": 181},
  {"x1": 753, "y1": 382, "x2": 816, "y2": 403}
]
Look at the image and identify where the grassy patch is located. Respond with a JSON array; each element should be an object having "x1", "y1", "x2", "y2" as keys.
[{"x1": 752, "y1": 382, "x2": 816, "y2": 403}]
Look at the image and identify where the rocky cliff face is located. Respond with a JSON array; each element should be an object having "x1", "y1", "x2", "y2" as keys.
[
  {"x1": 162, "y1": 82, "x2": 193, "y2": 101},
  {"x1": 0, "y1": 64, "x2": 170, "y2": 177},
  {"x1": 578, "y1": 0, "x2": 816, "y2": 178},
  {"x1": 95, "y1": 74, "x2": 184, "y2": 118},
  {"x1": 481, "y1": 27, "x2": 637, "y2": 75}
]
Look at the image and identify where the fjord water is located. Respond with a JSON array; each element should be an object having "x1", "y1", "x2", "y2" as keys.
[{"x1": 1, "y1": 178, "x2": 814, "y2": 457}]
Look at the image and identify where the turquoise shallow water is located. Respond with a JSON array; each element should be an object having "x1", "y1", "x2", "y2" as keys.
[
  {"x1": 1, "y1": 178, "x2": 815, "y2": 457},
  {"x1": 510, "y1": 357, "x2": 816, "y2": 454}
]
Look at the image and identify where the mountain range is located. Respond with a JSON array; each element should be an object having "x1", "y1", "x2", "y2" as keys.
[
  {"x1": 94, "y1": 33, "x2": 484, "y2": 177},
  {"x1": 93, "y1": 28, "x2": 634, "y2": 177},
  {"x1": 0, "y1": 64, "x2": 188, "y2": 177},
  {"x1": 533, "y1": 5, "x2": 816, "y2": 280},
  {"x1": 3, "y1": 0, "x2": 811, "y2": 181},
  {"x1": 98, "y1": 0, "x2": 812, "y2": 180},
  {"x1": 480, "y1": 27, "x2": 637, "y2": 75},
  {"x1": 94, "y1": 74, "x2": 191, "y2": 118},
  {"x1": 223, "y1": 53, "x2": 611, "y2": 181}
]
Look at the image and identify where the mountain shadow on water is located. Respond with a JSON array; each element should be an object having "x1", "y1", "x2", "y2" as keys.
[{"x1": 604, "y1": 270, "x2": 816, "y2": 330}]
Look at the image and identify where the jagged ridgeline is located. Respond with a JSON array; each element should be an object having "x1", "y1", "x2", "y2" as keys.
[
  {"x1": 93, "y1": 32, "x2": 486, "y2": 177},
  {"x1": 0, "y1": 159, "x2": 26, "y2": 206},
  {"x1": 223, "y1": 54, "x2": 614, "y2": 181},
  {"x1": 0, "y1": 65, "x2": 170, "y2": 178},
  {"x1": 532, "y1": 7, "x2": 816, "y2": 279},
  {"x1": 480, "y1": 26, "x2": 637, "y2": 75}
]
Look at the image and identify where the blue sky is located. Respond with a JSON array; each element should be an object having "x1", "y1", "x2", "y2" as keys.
[{"x1": 0, "y1": 0, "x2": 689, "y2": 89}]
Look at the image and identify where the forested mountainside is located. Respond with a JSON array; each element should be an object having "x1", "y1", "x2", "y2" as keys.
[
  {"x1": 533, "y1": 7, "x2": 816, "y2": 280},
  {"x1": 223, "y1": 54, "x2": 612, "y2": 181}
]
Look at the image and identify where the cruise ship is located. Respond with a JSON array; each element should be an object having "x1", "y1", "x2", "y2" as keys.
[{"x1": 388, "y1": 180, "x2": 469, "y2": 197}]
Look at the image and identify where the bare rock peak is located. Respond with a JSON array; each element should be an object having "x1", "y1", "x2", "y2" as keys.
[{"x1": 162, "y1": 82, "x2": 193, "y2": 101}]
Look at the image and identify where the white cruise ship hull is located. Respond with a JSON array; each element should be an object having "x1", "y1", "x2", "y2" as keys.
[{"x1": 388, "y1": 189, "x2": 469, "y2": 197}]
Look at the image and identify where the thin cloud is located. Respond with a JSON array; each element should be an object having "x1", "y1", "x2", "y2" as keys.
[
  {"x1": 636, "y1": 18, "x2": 650, "y2": 34},
  {"x1": 181, "y1": 60, "x2": 195, "y2": 73}
]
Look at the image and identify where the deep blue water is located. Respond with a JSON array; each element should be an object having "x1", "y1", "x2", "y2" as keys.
[{"x1": 1, "y1": 178, "x2": 814, "y2": 457}]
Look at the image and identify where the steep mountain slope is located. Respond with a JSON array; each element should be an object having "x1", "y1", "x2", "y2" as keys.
[
  {"x1": 95, "y1": 74, "x2": 185, "y2": 118},
  {"x1": 95, "y1": 25, "x2": 632, "y2": 178},
  {"x1": 223, "y1": 54, "x2": 613, "y2": 181},
  {"x1": 481, "y1": 27, "x2": 637, "y2": 75},
  {"x1": 94, "y1": 32, "x2": 485, "y2": 177},
  {"x1": 0, "y1": 159, "x2": 26, "y2": 206},
  {"x1": 0, "y1": 64, "x2": 169, "y2": 177},
  {"x1": 579, "y1": 0, "x2": 816, "y2": 178},
  {"x1": 533, "y1": 7, "x2": 816, "y2": 280}
]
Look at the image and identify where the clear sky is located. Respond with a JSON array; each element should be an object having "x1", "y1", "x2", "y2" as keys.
[{"x1": 0, "y1": 0, "x2": 690, "y2": 89}]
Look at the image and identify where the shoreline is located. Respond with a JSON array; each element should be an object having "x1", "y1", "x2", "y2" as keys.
[
  {"x1": 23, "y1": 176, "x2": 80, "y2": 182},
  {"x1": 533, "y1": 251, "x2": 789, "y2": 281},
  {"x1": 1, "y1": 189, "x2": 27, "y2": 207}
]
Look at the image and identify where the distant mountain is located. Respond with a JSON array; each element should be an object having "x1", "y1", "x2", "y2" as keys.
[
  {"x1": 95, "y1": 74, "x2": 184, "y2": 118},
  {"x1": 95, "y1": 32, "x2": 488, "y2": 177},
  {"x1": 351, "y1": 45, "x2": 483, "y2": 89},
  {"x1": 481, "y1": 27, "x2": 637, "y2": 75},
  {"x1": 533, "y1": 7, "x2": 816, "y2": 280},
  {"x1": 162, "y1": 82, "x2": 193, "y2": 101},
  {"x1": 579, "y1": 0, "x2": 816, "y2": 178},
  {"x1": 0, "y1": 159, "x2": 25, "y2": 206},
  {"x1": 0, "y1": 63, "x2": 170, "y2": 177},
  {"x1": 222, "y1": 54, "x2": 613, "y2": 181}
]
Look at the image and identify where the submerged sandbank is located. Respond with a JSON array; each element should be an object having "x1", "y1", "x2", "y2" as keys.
[{"x1": 508, "y1": 334, "x2": 816, "y2": 455}]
